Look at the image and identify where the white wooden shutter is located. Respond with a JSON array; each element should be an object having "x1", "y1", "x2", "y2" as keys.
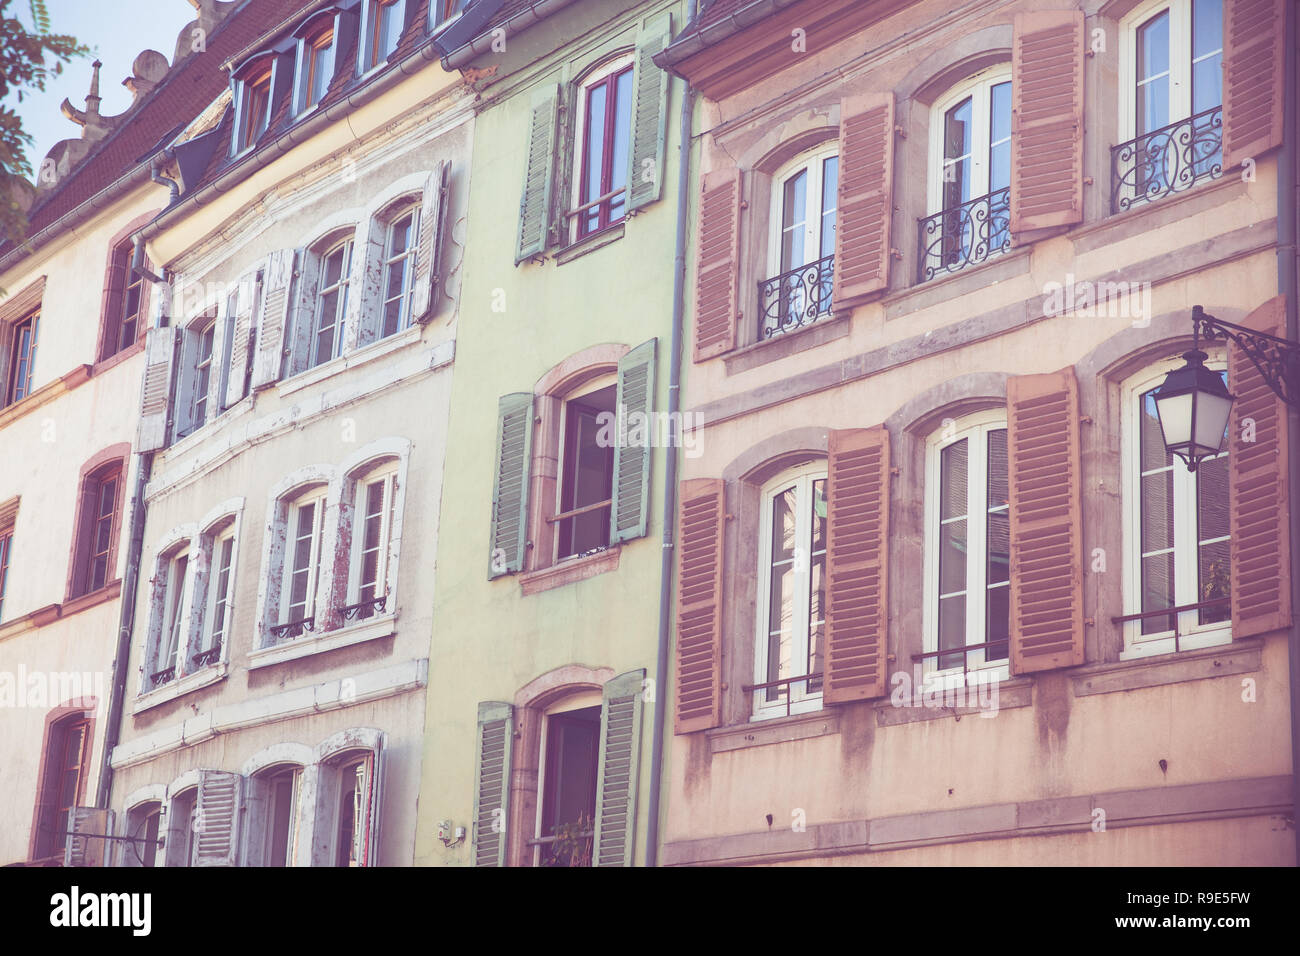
[
  {"x1": 193, "y1": 770, "x2": 243, "y2": 867},
  {"x1": 363, "y1": 735, "x2": 387, "y2": 867},
  {"x1": 64, "y1": 807, "x2": 114, "y2": 867},
  {"x1": 223, "y1": 276, "x2": 255, "y2": 408},
  {"x1": 411, "y1": 160, "x2": 450, "y2": 325},
  {"x1": 137, "y1": 325, "x2": 178, "y2": 453},
  {"x1": 251, "y1": 249, "x2": 298, "y2": 389}
]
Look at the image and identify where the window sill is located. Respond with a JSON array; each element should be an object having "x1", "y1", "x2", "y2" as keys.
[
  {"x1": 90, "y1": 340, "x2": 145, "y2": 377},
  {"x1": 519, "y1": 546, "x2": 621, "y2": 596},
  {"x1": 132, "y1": 662, "x2": 227, "y2": 714},
  {"x1": 277, "y1": 324, "x2": 422, "y2": 397},
  {"x1": 553, "y1": 221, "x2": 626, "y2": 266},
  {"x1": 248, "y1": 612, "x2": 397, "y2": 669},
  {"x1": 1077, "y1": 635, "x2": 1258, "y2": 696},
  {"x1": 1117, "y1": 624, "x2": 1232, "y2": 662},
  {"x1": 883, "y1": 245, "x2": 1031, "y2": 323},
  {"x1": 723, "y1": 313, "x2": 851, "y2": 375},
  {"x1": 0, "y1": 364, "x2": 91, "y2": 429},
  {"x1": 708, "y1": 708, "x2": 839, "y2": 754},
  {"x1": 1072, "y1": 172, "x2": 1245, "y2": 254},
  {"x1": 876, "y1": 673, "x2": 1031, "y2": 726},
  {"x1": 59, "y1": 579, "x2": 123, "y2": 618}
]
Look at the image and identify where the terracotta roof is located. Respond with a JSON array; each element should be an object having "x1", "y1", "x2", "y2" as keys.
[{"x1": 1, "y1": 0, "x2": 317, "y2": 261}]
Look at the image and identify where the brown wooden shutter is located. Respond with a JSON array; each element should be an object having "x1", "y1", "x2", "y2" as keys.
[
  {"x1": 833, "y1": 93, "x2": 894, "y2": 308},
  {"x1": 824, "y1": 426, "x2": 890, "y2": 703},
  {"x1": 675, "y1": 478, "x2": 725, "y2": 733},
  {"x1": 1007, "y1": 368, "x2": 1084, "y2": 673},
  {"x1": 692, "y1": 169, "x2": 741, "y2": 362},
  {"x1": 1222, "y1": 0, "x2": 1285, "y2": 169},
  {"x1": 1009, "y1": 10, "x2": 1084, "y2": 235},
  {"x1": 1229, "y1": 295, "x2": 1291, "y2": 638}
]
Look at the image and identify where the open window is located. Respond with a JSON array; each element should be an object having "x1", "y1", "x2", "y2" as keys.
[
  {"x1": 163, "y1": 787, "x2": 197, "y2": 867},
  {"x1": 533, "y1": 695, "x2": 601, "y2": 867},
  {"x1": 245, "y1": 765, "x2": 302, "y2": 867},
  {"x1": 146, "y1": 545, "x2": 193, "y2": 689},
  {"x1": 195, "y1": 518, "x2": 237, "y2": 669},
  {"x1": 122, "y1": 801, "x2": 163, "y2": 868},
  {"x1": 379, "y1": 203, "x2": 420, "y2": 340},
  {"x1": 294, "y1": 12, "x2": 338, "y2": 114},
  {"x1": 174, "y1": 315, "x2": 217, "y2": 440},
  {"x1": 430, "y1": 0, "x2": 467, "y2": 32},
  {"x1": 233, "y1": 55, "x2": 275, "y2": 153},
  {"x1": 570, "y1": 54, "x2": 635, "y2": 242},
  {"x1": 362, "y1": 0, "x2": 407, "y2": 72},
  {"x1": 345, "y1": 459, "x2": 398, "y2": 621},
  {"x1": 32, "y1": 713, "x2": 91, "y2": 861},
  {"x1": 556, "y1": 377, "x2": 617, "y2": 560},
  {"x1": 5, "y1": 308, "x2": 38, "y2": 406},
  {"x1": 99, "y1": 240, "x2": 148, "y2": 362},
  {"x1": 310, "y1": 237, "x2": 353, "y2": 369}
]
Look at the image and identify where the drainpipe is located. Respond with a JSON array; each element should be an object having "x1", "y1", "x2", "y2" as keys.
[
  {"x1": 151, "y1": 154, "x2": 180, "y2": 207},
  {"x1": 646, "y1": 0, "x2": 698, "y2": 869},
  {"x1": 1278, "y1": 0, "x2": 1300, "y2": 867}
]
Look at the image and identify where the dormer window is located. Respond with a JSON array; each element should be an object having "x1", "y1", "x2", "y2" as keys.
[
  {"x1": 365, "y1": 0, "x2": 406, "y2": 71},
  {"x1": 430, "y1": 0, "x2": 467, "y2": 32},
  {"x1": 234, "y1": 57, "x2": 274, "y2": 152},
  {"x1": 296, "y1": 16, "x2": 337, "y2": 114}
]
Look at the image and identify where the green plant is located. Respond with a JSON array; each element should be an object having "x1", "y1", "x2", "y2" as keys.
[{"x1": 548, "y1": 812, "x2": 594, "y2": 867}]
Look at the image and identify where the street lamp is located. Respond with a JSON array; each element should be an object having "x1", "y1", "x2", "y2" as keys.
[{"x1": 1154, "y1": 305, "x2": 1300, "y2": 471}]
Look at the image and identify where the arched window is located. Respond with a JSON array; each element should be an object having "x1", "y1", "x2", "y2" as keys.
[
  {"x1": 233, "y1": 55, "x2": 275, "y2": 153},
  {"x1": 246, "y1": 764, "x2": 303, "y2": 866},
  {"x1": 100, "y1": 238, "x2": 148, "y2": 362},
  {"x1": 922, "y1": 410, "x2": 1009, "y2": 679},
  {"x1": 752, "y1": 461, "x2": 827, "y2": 719},
  {"x1": 294, "y1": 11, "x2": 339, "y2": 114},
  {"x1": 69, "y1": 451, "x2": 127, "y2": 599},
  {"x1": 164, "y1": 786, "x2": 198, "y2": 867},
  {"x1": 32, "y1": 712, "x2": 91, "y2": 861},
  {"x1": 311, "y1": 237, "x2": 353, "y2": 368},
  {"x1": 533, "y1": 690, "x2": 602, "y2": 866},
  {"x1": 921, "y1": 66, "x2": 1012, "y2": 281},
  {"x1": 122, "y1": 801, "x2": 163, "y2": 868},
  {"x1": 760, "y1": 144, "x2": 838, "y2": 338},
  {"x1": 276, "y1": 484, "x2": 329, "y2": 640},
  {"x1": 6, "y1": 307, "x2": 38, "y2": 405},
  {"x1": 344, "y1": 457, "x2": 400, "y2": 620},
  {"x1": 378, "y1": 203, "x2": 420, "y2": 339}
]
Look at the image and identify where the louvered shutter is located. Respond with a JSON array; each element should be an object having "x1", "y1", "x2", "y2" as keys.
[
  {"x1": 170, "y1": 326, "x2": 200, "y2": 440},
  {"x1": 363, "y1": 734, "x2": 387, "y2": 867},
  {"x1": 516, "y1": 84, "x2": 559, "y2": 264},
  {"x1": 611, "y1": 338, "x2": 657, "y2": 544},
  {"x1": 626, "y1": 11, "x2": 672, "y2": 213},
  {"x1": 223, "y1": 277, "x2": 254, "y2": 408},
  {"x1": 193, "y1": 770, "x2": 242, "y2": 867},
  {"x1": 1222, "y1": 0, "x2": 1285, "y2": 168},
  {"x1": 675, "y1": 478, "x2": 725, "y2": 733},
  {"x1": 824, "y1": 427, "x2": 890, "y2": 703},
  {"x1": 1229, "y1": 295, "x2": 1291, "y2": 637},
  {"x1": 833, "y1": 93, "x2": 895, "y2": 308},
  {"x1": 472, "y1": 701, "x2": 514, "y2": 867},
  {"x1": 489, "y1": 392, "x2": 534, "y2": 578},
  {"x1": 1006, "y1": 368, "x2": 1084, "y2": 673},
  {"x1": 137, "y1": 325, "x2": 177, "y2": 453},
  {"x1": 693, "y1": 169, "x2": 741, "y2": 361},
  {"x1": 1009, "y1": 10, "x2": 1084, "y2": 234},
  {"x1": 250, "y1": 248, "x2": 297, "y2": 389},
  {"x1": 64, "y1": 807, "x2": 113, "y2": 867},
  {"x1": 593, "y1": 668, "x2": 644, "y2": 867},
  {"x1": 412, "y1": 160, "x2": 450, "y2": 325}
]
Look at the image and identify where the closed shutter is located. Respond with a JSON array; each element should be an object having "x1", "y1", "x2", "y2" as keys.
[
  {"x1": 626, "y1": 11, "x2": 672, "y2": 213},
  {"x1": 363, "y1": 734, "x2": 387, "y2": 867},
  {"x1": 1229, "y1": 295, "x2": 1291, "y2": 637},
  {"x1": 1222, "y1": 0, "x2": 1285, "y2": 168},
  {"x1": 1006, "y1": 368, "x2": 1084, "y2": 672},
  {"x1": 833, "y1": 93, "x2": 895, "y2": 308},
  {"x1": 593, "y1": 668, "x2": 645, "y2": 867},
  {"x1": 516, "y1": 84, "x2": 559, "y2": 264},
  {"x1": 137, "y1": 325, "x2": 177, "y2": 453},
  {"x1": 824, "y1": 426, "x2": 890, "y2": 703},
  {"x1": 193, "y1": 770, "x2": 242, "y2": 867},
  {"x1": 611, "y1": 338, "x2": 657, "y2": 544},
  {"x1": 411, "y1": 160, "x2": 450, "y2": 325},
  {"x1": 472, "y1": 701, "x2": 514, "y2": 867},
  {"x1": 489, "y1": 392, "x2": 534, "y2": 578},
  {"x1": 223, "y1": 277, "x2": 255, "y2": 408},
  {"x1": 1009, "y1": 10, "x2": 1084, "y2": 234},
  {"x1": 675, "y1": 478, "x2": 725, "y2": 733},
  {"x1": 64, "y1": 807, "x2": 113, "y2": 867},
  {"x1": 250, "y1": 248, "x2": 298, "y2": 389},
  {"x1": 169, "y1": 326, "x2": 200, "y2": 440},
  {"x1": 693, "y1": 169, "x2": 741, "y2": 361}
]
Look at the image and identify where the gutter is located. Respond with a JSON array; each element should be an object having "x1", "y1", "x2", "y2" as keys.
[
  {"x1": 653, "y1": 0, "x2": 804, "y2": 70},
  {"x1": 441, "y1": 0, "x2": 583, "y2": 70},
  {"x1": 646, "y1": 0, "x2": 699, "y2": 869}
]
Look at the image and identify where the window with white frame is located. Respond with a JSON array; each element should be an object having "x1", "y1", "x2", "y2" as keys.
[
  {"x1": 555, "y1": 376, "x2": 617, "y2": 561},
  {"x1": 197, "y1": 525, "x2": 235, "y2": 666},
  {"x1": 152, "y1": 548, "x2": 192, "y2": 688},
  {"x1": 380, "y1": 206, "x2": 419, "y2": 339},
  {"x1": 923, "y1": 413, "x2": 1010, "y2": 679},
  {"x1": 752, "y1": 462, "x2": 827, "y2": 719},
  {"x1": 278, "y1": 488, "x2": 327, "y2": 639},
  {"x1": 311, "y1": 239, "x2": 352, "y2": 368},
  {"x1": 295, "y1": 16, "x2": 337, "y2": 114},
  {"x1": 347, "y1": 462, "x2": 397, "y2": 621},
  {"x1": 247, "y1": 765, "x2": 301, "y2": 867},
  {"x1": 176, "y1": 318, "x2": 216, "y2": 439},
  {"x1": 920, "y1": 67, "x2": 1012, "y2": 282},
  {"x1": 233, "y1": 56, "x2": 274, "y2": 153},
  {"x1": 430, "y1": 0, "x2": 467, "y2": 32},
  {"x1": 760, "y1": 145, "x2": 838, "y2": 339},
  {"x1": 333, "y1": 751, "x2": 376, "y2": 866},
  {"x1": 165, "y1": 788, "x2": 197, "y2": 867},
  {"x1": 363, "y1": 0, "x2": 406, "y2": 71},
  {"x1": 533, "y1": 692, "x2": 601, "y2": 867},
  {"x1": 122, "y1": 802, "x2": 162, "y2": 868},
  {"x1": 1116, "y1": 0, "x2": 1223, "y2": 207},
  {"x1": 1122, "y1": 357, "x2": 1230, "y2": 657}
]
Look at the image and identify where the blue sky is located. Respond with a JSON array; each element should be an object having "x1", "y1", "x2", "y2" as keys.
[{"x1": 7, "y1": 1, "x2": 200, "y2": 181}]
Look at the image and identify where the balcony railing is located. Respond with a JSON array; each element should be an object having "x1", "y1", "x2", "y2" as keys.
[
  {"x1": 269, "y1": 615, "x2": 315, "y2": 642},
  {"x1": 1111, "y1": 106, "x2": 1222, "y2": 213},
  {"x1": 917, "y1": 187, "x2": 1011, "y2": 283},
  {"x1": 149, "y1": 666, "x2": 176, "y2": 689},
  {"x1": 757, "y1": 254, "x2": 834, "y2": 340},
  {"x1": 742, "y1": 672, "x2": 823, "y2": 718},
  {"x1": 191, "y1": 641, "x2": 222, "y2": 668},
  {"x1": 341, "y1": 594, "x2": 387, "y2": 623}
]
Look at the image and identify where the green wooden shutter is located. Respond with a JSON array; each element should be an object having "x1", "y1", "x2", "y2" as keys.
[
  {"x1": 592, "y1": 669, "x2": 645, "y2": 867},
  {"x1": 626, "y1": 11, "x2": 672, "y2": 213},
  {"x1": 472, "y1": 701, "x2": 514, "y2": 867},
  {"x1": 489, "y1": 392, "x2": 534, "y2": 578},
  {"x1": 516, "y1": 84, "x2": 559, "y2": 264},
  {"x1": 610, "y1": 338, "x2": 657, "y2": 544}
]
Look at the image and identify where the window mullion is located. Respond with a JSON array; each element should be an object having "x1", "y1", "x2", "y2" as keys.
[{"x1": 967, "y1": 429, "x2": 988, "y2": 664}]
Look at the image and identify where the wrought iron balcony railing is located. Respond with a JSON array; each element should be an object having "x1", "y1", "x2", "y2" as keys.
[
  {"x1": 917, "y1": 187, "x2": 1011, "y2": 283},
  {"x1": 342, "y1": 594, "x2": 387, "y2": 623},
  {"x1": 191, "y1": 641, "x2": 222, "y2": 668},
  {"x1": 150, "y1": 666, "x2": 176, "y2": 689},
  {"x1": 757, "y1": 253, "x2": 834, "y2": 340},
  {"x1": 1111, "y1": 106, "x2": 1222, "y2": 213},
  {"x1": 269, "y1": 615, "x2": 315, "y2": 642}
]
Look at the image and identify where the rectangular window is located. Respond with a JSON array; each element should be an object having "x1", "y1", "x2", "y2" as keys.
[
  {"x1": 312, "y1": 241, "x2": 351, "y2": 367},
  {"x1": 381, "y1": 210, "x2": 418, "y2": 338},
  {"x1": 349, "y1": 472, "x2": 396, "y2": 618},
  {"x1": 335, "y1": 754, "x2": 374, "y2": 866},
  {"x1": 238, "y1": 65, "x2": 273, "y2": 151},
  {"x1": 368, "y1": 0, "x2": 405, "y2": 69},
  {"x1": 302, "y1": 28, "x2": 335, "y2": 110},
  {"x1": 431, "y1": 0, "x2": 467, "y2": 30},
  {"x1": 556, "y1": 384, "x2": 616, "y2": 559},
  {"x1": 576, "y1": 62, "x2": 634, "y2": 238},
  {"x1": 200, "y1": 532, "x2": 234, "y2": 664},
  {"x1": 7, "y1": 311, "x2": 39, "y2": 405},
  {"x1": 155, "y1": 552, "x2": 190, "y2": 684},
  {"x1": 186, "y1": 321, "x2": 216, "y2": 435},
  {"x1": 536, "y1": 705, "x2": 600, "y2": 867},
  {"x1": 266, "y1": 769, "x2": 300, "y2": 867},
  {"x1": 88, "y1": 474, "x2": 119, "y2": 593},
  {"x1": 0, "y1": 528, "x2": 11, "y2": 622},
  {"x1": 283, "y1": 494, "x2": 326, "y2": 631}
]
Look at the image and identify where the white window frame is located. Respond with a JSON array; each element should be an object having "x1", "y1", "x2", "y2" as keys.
[
  {"x1": 430, "y1": 0, "x2": 468, "y2": 33},
  {"x1": 567, "y1": 52, "x2": 636, "y2": 246},
  {"x1": 1118, "y1": 0, "x2": 1223, "y2": 143},
  {"x1": 262, "y1": 765, "x2": 302, "y2": 867},
  {"x1": 922, "y1": 410, "x2": 1011, "y2": 686},
  {"x1": 751, "y1": 461, "x2": 828, "y2": 721},
  {"x1": 361, "y1": 0, "x2": 406, "y2": 74},
  {"x1": 765, "y1": 143, "x2": 839, "y2": 281},
  {"x1": 157, "y1": 548, "x2": 192, "y2": 677},
  {"x1": 1120, "y1": 355, "x2": 1231, "y2": 659},
  {"x1": 380, "y1": 206, "x2": 420, "y2": 338},
  {"x1": 311, "y1": 238, "x2": 353, "y2": 368},
  {"x1": 347, "y1": 464, "x2": 398, "y2": 610},
  {"x1": 200, "y1": 528, "x2": 236, "y2": 657},
  {"x1": 230, "y1": 56, "x2": 276, "y2": 155},
  {"x1": 926, "y1": 65, "x2": 1013, "y2": 218},
  {"x1": 280, "y1": 489, "x2": 328, "y2": 627},
  {"x1": 532, "y1": 691, "x2": 602, "y2": 868},
  {"x1": 292, "y1": 12, "x2": 339, "y2": 116}
]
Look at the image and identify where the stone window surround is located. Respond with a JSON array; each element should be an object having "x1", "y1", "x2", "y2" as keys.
[
  {"x1": 252, "y1": 437, "x2": 411, "y2": 652},
  {"x1": 65, "y1": 444, "x2": 131, "y2": 603},
  {"x1": 92, "y1": 212, "x2": 157, "y2": 372},
  {"x1": 26, "y1": 699, "x2": 98, "y2": 863}
]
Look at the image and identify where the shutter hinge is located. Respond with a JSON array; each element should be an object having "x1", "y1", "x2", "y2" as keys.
[
  {"x1": 893, "y1": 125, "x2": 906, "y2": 138},
  {"x1": 890, "y1": 466, "x2": 900, "y2": 476},
  {"x1": 740, "y1": 199, "x2": 749, "y2": 210},
  {"x1": 1079, "y1": 415, "x2": 1094, "y2": 424},
  {"x1": 725, "y1": 513, "x2": 735, "y2": 520},
  {"x1": 1083, "y1": 176, "x2": 1094, "y2": 186},
  {"x1": 890, "y1": 248, "x2": 902, "y2": 260},
  {"x1": 1084, "y1": 617, "x2": 1096, "y2": 627}
]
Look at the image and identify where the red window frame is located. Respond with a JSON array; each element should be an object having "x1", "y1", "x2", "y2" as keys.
[
  {"x1": 6, "y1": 310, "x2": 39, "y2": 405},
  {"x1": 0, "y1": 527, "x2": 12, "y2": 621},
  {"x1": 71, "y1": 460, "x2": 125, "y2": 599},
  {"x1": 576, "y1": 62, "x2": 634, "y2": 239},
  {"x1": 34, "y1": 716, "x2": 90, "y2": 860}
]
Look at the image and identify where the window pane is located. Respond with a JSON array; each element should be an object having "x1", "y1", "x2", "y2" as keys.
[
  {"x1": 819, "y1": 156, "x2": 838, "y2": 259},
  {"x1": 780, "y1": 169, "x2": 807, "y2": 272},
  {"x1": 608, "y1": 68, "x2": 633, "y2": 221},
  {"x1": 1140, "y1": 470, "x2": 1174, "y2": 553},
  {"x1": 943, "y1": 97, "x2": 972, "y2": 208},
  {"x1": 1139, "y1": 389, "x2": 1173, "y2": 470},
  {"x1": 1141, "y1": 551, "x2": 1176, "y2": 634},
  {"x1": 770, "y1": 485, "x2": 797, "y2": 563},
  {"x1": 583, "y1": 82, "x2": 607, "y2": 206},
  {"x1": 939, "y1": 518, "x2": 968, "y2": 595},
  {"x1": 1197, "y1": 453, "x2": 1229, "y2": 541},
  {"x1": 1198, "y1": 537, "x2": 1231, "y2": 624},
  {"x1": 986, "y1": 429, "x2": 1008, "y2": 510},
  {"x1": 938, "y1": 593, "x2": 966, "y2": 669},
  {"x1": 939, "y1": 439, "x2": 968, "y2": 520},
  {"x1": 985, "y1": 585, "x2": 1010, "y2": 661},
  {"x1": 989, "y1": 82, "x2": 1012, "y2": 193},
  {"x1": 1136, "y1": 11, "x2": 1171, "y2": 135}
]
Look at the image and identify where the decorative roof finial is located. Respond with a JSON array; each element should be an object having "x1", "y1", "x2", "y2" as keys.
[{"x1": 86, "y1": 59, "x2": 103, "y2": 116}]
